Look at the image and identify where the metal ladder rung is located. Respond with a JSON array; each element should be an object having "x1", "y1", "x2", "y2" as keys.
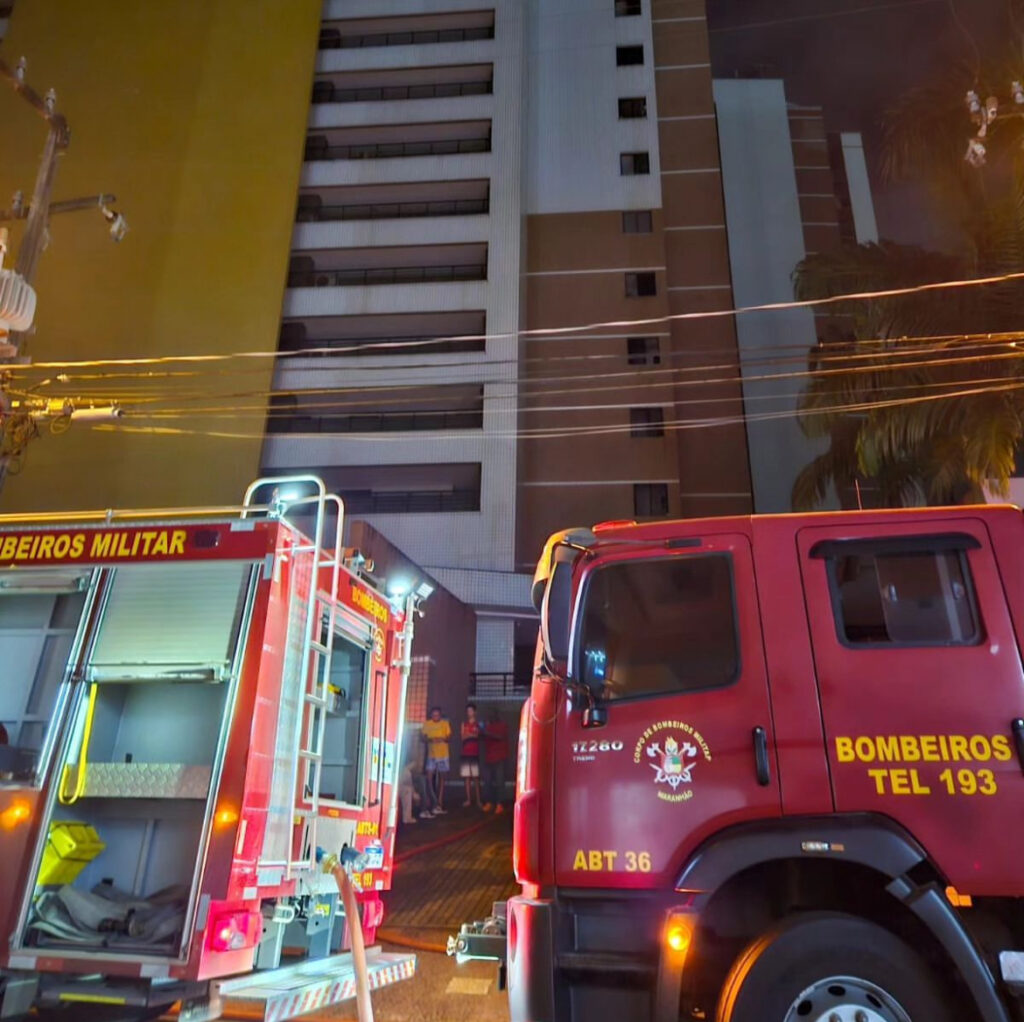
[
  {"x1": 310, "y1": 640, "x2": 331, "y2": 655},
  {"x1": 299, "y1": 749, "x2": 322, "y2": 761},
  {"x1": 305, "y1": 694, "x2": 328, "y2": 709}
]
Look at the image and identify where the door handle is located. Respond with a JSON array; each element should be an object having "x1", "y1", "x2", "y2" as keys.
[
  {"x1": 752, "y1": 726, "x2": 771, "y2": 787},
  {"x1": 1011, "y1": 719, "x2": 1024, "y2": 775}
]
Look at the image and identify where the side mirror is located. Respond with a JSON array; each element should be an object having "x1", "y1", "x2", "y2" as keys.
[{"x1": 540, "y1": 556, "x2": 573, "y2": 670}]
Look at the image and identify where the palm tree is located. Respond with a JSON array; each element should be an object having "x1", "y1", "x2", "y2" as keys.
[{"x1": 791, "y1": 52, "x2": 1024, "y2": 509}]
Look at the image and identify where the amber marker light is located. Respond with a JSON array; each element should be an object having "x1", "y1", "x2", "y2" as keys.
[
  {"x1": 665, "y1": 912, "x2": 693, "y2": 955},
  {"x1": 0, "y1": 801, "x2": 31, "y2": 830},
  {"x1": 215, "y1": 806, "x2": 239, "y2": 827}
]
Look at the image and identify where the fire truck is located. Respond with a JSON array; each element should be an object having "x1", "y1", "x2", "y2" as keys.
[
  {"x1": 0, "y1": 476, "x2": 423, "y2": 1020},
  {"x1": 452, "y1": 504, "x2": 1024, "y2": 1022}
]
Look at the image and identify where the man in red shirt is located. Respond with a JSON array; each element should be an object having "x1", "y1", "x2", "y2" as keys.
[{"x1": 479, "y1": 714, "x2": 509, "y2": 813}]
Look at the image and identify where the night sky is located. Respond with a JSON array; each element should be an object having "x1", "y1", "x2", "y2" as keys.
[{"x1": 706, "y1": 0, "x2": 1009, "y2": 248}]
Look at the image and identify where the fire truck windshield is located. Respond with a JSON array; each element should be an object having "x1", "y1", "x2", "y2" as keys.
[{"x1": 577, "y1": 554, "x2": 739, "y2": 700}]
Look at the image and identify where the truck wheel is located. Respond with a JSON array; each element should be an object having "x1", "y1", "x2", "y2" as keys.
[{"x1": 716, "y1": 912, "x2": 953, "y2": 1022}]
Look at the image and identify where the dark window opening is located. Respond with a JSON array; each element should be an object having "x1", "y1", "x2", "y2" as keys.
[
  {"x1": 578, "y1": 554, "x2": 739, "y2": 700},
  {"x1": 619, "y1": 97, "x2": 648, "y2": 119},
  {"x1": 615, "y1": 0, "x2": 642, "y2": 14},
  {"x1": 630, "y1": 407, "x2": 665, "y2": 437},
  {"x1": 627, "y1": 336, "x2": 661, "y2": 365},
  {"x1": 620, "y1": 151, "x2": 651, "y2": 175},
  {"x1": 616, "y1": 45, "x2": 644, "y2": 66},
  {"x1": 625, "y1": 271, "x2": 657, "y2": 297},
  {"x1": 634, "y1": 483, "x2": 669, "y2": 517},
  {"x1": 622, "y1": 210, "x2": 653, "y2": 233},
  {"x1": 827, "y1": 546, "x2": 980, "y2": 646}
]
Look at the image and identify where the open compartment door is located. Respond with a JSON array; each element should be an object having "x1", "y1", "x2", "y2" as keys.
[{"x1": 18, "y1": 559, "x2": 259, "y2": 961}]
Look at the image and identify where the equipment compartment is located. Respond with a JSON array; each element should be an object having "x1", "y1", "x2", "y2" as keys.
[{"x1": 18, "y1": 558, "x2": 257, "y2": 960}]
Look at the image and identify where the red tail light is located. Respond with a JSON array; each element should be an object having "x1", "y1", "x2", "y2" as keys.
[
  {"x1": 513, "y1": 789, "x2": 540, "y2": 884},
  {"x1": 208, "y1": 909, "x2": 261, "y2": 952}
]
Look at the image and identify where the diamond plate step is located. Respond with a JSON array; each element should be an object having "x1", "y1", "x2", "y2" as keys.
[{"x1": 216, "y1": 947, "x2": 416, "y2": 1021}]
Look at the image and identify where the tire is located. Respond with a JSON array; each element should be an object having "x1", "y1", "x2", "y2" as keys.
[{"x1": 716, "y1": 912, "x2": 955, "y2": 1022}]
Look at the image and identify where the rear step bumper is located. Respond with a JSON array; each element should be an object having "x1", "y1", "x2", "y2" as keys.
[{"x1": 212, "y1": 947, "x2": 415, "y2": 1022}]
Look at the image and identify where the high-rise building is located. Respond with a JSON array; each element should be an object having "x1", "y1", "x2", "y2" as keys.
[
  {"x1": 5, "y1": 0, "x2": 873, "y2": 684},
  {"x1": 714, "y1": 79, "x2": 878, "y2": 512},
  {"x1": 266, "y1": 0, "x2": 754, "y2": 679}
]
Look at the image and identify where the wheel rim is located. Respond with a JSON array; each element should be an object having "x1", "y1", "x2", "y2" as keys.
[{"x1": 783, "y1": 975, "x2": 914, "y2": 1022}]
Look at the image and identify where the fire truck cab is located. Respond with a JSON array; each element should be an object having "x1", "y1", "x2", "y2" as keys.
[
  {"x1": 0, "y1": 476, "x2": 421, "y2": 1021},
  {"x1": 456, "y1": 504, "x2": 1024, "y2": 1022}
]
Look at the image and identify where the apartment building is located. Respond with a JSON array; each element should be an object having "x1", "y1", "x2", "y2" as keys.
[
  {"x1": 714, "y1": 79, "x2": 878, "y2": 512},
  {"x1": 263, "y1": 1, "x2": 756, "y2": 679}
]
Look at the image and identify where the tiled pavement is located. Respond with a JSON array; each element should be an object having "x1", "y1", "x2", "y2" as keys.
[{"x1": 383, "y1": 806, "x2": 517, "y2": 946}]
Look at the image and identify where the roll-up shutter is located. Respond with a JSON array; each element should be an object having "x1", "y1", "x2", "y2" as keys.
[{"x1": 86, "y1": 561, "x2": 251, "y2": 681}]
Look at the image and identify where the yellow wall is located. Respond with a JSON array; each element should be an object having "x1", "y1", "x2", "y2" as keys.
[{"x1": 0, "y1": 0, "x2": 320, "y2": 511}]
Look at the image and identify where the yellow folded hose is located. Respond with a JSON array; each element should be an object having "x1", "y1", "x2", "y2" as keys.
[{"x1": 59, "y1": 683, "x2": 97, "y2": 805}]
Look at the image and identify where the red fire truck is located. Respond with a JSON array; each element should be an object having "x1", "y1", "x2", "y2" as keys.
[
  {"x1": 453, "y1": 504, "x2": 1024, "y2": 1022},
  {"x1": 0, "y1": 476, "x2": 423, "y2": 1020}
]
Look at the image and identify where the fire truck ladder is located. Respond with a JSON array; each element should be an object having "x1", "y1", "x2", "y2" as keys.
[{"x1": 242, "y1": 476, "x2": 344, "y2": 880}]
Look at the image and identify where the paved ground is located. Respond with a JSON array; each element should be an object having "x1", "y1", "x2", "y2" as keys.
[
  {"x1": 382, "y1": 806, "x2": 517, "y2": 949},
  {"x1": 218, "y1": 804, "x2": 516, "y2": 1021}
]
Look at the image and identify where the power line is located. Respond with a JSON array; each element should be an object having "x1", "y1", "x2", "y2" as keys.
[
  {"x1": 9, "y1": 268, "x2": 1024, "y2": 375},
  {"x1": 88, "y1": 377, "x2": 1024, "y2": 444}
]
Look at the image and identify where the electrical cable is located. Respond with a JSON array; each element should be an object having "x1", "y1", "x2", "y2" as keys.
[
  {"x1": 8, "y1": 268, "x2": 1024, "y2": 374},
  {"x1": 87, "y1": 377, "x2": 1024, "y2": 444}
]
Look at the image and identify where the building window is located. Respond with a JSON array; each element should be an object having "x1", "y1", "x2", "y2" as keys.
[
  {"x1": 625, "y1": 272, "x2": 657, "y2": 297},
  {"x1": 618, "y1": 96, "x2": 648, "y2": 119},
  {"x1": 615, "y1": 0, "x2": 643, "y2": 14},
  {"x1": 622, "y1": 210, "x2": 653, "y2": 234},
  {"x1": 620, "y1": 152, "x2": 651, "y2": 176},
  {"x1": 634, "y1": 483, "x2": 669, "y2": 517},
  {"x1": 627, "y1": 336, "x2": 661, "y2": 365},
  {"x1": 578, "y1": 555, "x2": 739, "y2": 700},
  {"x1": 616, "y1": 45, "x2": 644, "y2": 66},
  {"x1": 818, "y1": 538, "x2": 981, "y2": 647},
  {"x1": 630, "y1": 407, "x2": 664, "y2": 437}
]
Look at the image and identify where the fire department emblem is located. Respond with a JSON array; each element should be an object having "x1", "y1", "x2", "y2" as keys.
[
  {"x1": 634, "y1": 721, "x2": 712, "y2": 803},
  {"x1": 373, "y1": 627, "x2": 385, "y2": 660}
]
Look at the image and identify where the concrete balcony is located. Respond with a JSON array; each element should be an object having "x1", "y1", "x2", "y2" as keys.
[
  {"x1": 309, "y1": 93, "x2": 494, "y2": 131},
  {"x1": 291, "y1": 214, "x2": 489, "y2": 253},
  {"x1": 316, "y1": 39, "x2": 495, "y2": 76},
  {"x1": 301, "y1": 151, "x2": 491, "y2": 189},
  {"x1": 283, "y1": 279, "x2": 489, "y2": 318}
]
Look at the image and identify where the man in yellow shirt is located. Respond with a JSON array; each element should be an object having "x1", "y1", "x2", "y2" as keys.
[{"x1": 420, "y1": 705, "x2": 451, "y2": 815}]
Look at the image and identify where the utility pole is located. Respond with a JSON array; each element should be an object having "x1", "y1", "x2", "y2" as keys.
[{"x1": 0, "y1": 54, "x2": 125, "y2": 486}]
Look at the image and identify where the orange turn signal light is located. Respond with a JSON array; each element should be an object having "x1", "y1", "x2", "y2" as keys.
[
  {"x1": 215, "y1": 807, "x2": 239, "y2": 827},
  {"x1": 665, "y1": 913, "x2": 693, "y2": 954},
  {"x1": 0, "y1": 801, "x2": 32, "y2": 830},
  {"x1": 945, "y1": 885, "x2": 973, "y2": 908}
]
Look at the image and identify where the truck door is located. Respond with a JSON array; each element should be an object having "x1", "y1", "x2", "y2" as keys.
[
  {"x1": 797, "y1": 518, "x2": 1024, "y2": 896},
  {"x1": 553, "y1": 533, "x2": 781, "y2": 889}
]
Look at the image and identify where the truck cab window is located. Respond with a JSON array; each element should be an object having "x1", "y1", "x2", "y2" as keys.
[
  {"x1": 578, "y1": 555, "x2": 739, "y2": 700},
  {"x1": 828, "y1": 547, "x2": 979, "y2": 646}
]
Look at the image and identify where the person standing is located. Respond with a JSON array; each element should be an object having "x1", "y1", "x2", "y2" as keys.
[
  {"x1": 460, "y1": 703, "x2": 483, "y2": 808},
  {"x1": 480, "y1": 712, "x2": 509, "y2": 813},
  {"x1": 420, "y1": 706, "x2": 450, "y2": 815}
]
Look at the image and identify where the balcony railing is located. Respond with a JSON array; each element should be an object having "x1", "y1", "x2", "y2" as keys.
[
  {"x1": 304, "y1": 137, "x2": 491, "y2": 161},
  {"x1": 269, "y1": 409, "x2": 484, "y2": 434},
  {"x1": 341, "y1": 489, "x2": 481, "y2": 514},
  {"x1": 319, "y1": 25, "x2": 494, "y2": 50},
  {"x1": 312, "y1": 80, "x2": 493, "y2": 104},
  {"x1": 296, "y1": 197, "x2": 489, "y2": 223},
  {"x1": 288, "y1": 264, "x2": 486, "y2": 288},
  {"x1": 279, "y1": 332, "x2": 486, "y2": 356},
  {"x1": 470, "y1": 673, "x2": 531, "y2": 699}
]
